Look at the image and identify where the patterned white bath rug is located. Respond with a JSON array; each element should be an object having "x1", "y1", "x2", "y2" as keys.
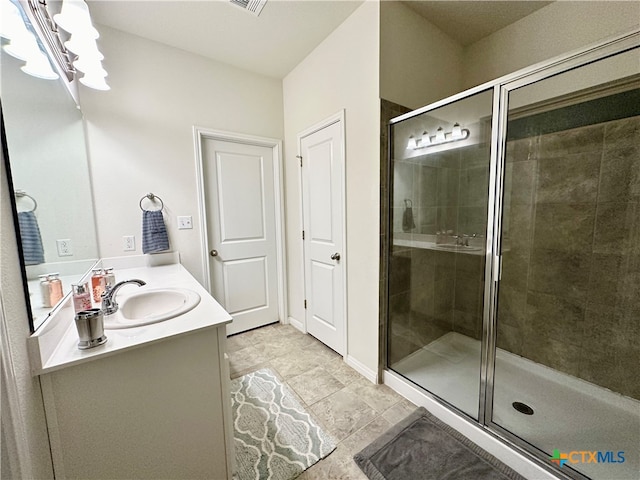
[{"x1": 231, "y1": 368, "x2": 336, "y2": 480}]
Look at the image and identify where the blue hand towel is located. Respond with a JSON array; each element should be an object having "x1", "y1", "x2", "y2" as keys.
[
  {"x1": 142, "y1": 210, "x2": 170, "y2": 254},
  {"x1": 18, "y1": 211, "x2": 45, "y2": 265}
]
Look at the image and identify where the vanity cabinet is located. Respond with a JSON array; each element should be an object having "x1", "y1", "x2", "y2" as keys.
[{"x1": 40, "y1": 325, "x2": 233, "y2": 479}]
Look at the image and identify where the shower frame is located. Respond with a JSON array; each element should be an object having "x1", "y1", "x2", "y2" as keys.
[{"x1": 383, "y1": 28, "x2": 640, "y2": 480}]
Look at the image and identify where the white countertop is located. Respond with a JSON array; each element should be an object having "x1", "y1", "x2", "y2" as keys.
[{"x1": 29, "y1": 257, "x2": 232, "y2": 375}]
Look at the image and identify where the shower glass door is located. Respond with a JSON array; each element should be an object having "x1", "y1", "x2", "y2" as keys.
[
  {"x1": 387, "y1": 89, "x2": 493, "y2": 420},
  {"x1": 492, "y1": 47, "x2": 640, "y2": 480}
]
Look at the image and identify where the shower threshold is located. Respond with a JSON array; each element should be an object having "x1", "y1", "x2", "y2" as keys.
[{"x1": 392, "y1": 332, "x2": 639, "y2": 480}]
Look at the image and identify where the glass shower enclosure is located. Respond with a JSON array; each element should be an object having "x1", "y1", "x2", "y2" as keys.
[{"x1": 385, "y1": 32, "x2": 639, "y2": 480}]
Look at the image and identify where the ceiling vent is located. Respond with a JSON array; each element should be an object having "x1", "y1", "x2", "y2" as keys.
[{"x1": 229, "y1": 0, "x2": 267, "y2": 17}]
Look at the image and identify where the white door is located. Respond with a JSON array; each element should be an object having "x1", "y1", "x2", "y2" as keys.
[
  {"x1": 202, "y1": 138, "x2": 279, "y2": 335},
  {"x1": 300, "y1": 117, "x2": 345, "y2": 355}
]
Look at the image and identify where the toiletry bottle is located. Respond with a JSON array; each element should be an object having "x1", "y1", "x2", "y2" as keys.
[
  {"x1": 39, "y1": 274, "x2": 52, "y2": 307},
  {"x1": 72, "y1": 282, "x2": 92, "y2": 312},
  {"x1": 48, "y1": 273, "x2": 64, "y2": 306},
  {"x1": 104, "y1": 268, "x2": 116, "y2": 289},
  {"x1": 91, "y1": 268, "x2": 105, "y2": 303}
]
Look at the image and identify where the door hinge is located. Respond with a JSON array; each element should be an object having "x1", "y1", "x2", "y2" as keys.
[
  {"x1": 296, "y1": 155, "x2": 302, "y2": 167},
  {"x1": 302, "y1": 230, "x2": 305, "y2": 240},
  {"x1": 304, "y1": 300, "x2": 307, "y2": 309}
]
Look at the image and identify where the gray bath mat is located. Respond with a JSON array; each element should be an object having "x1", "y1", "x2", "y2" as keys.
[
  {"x1": 354, "y1": 407, "x2": 527, "y2": 480},
  {"x1": 231, "y1": 368, "x2": 336, "y2": 480}
]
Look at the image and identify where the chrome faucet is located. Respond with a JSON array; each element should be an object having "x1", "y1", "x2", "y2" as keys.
[{"x1": 101, "y1": 279, "x2": 146, "y2": 316}]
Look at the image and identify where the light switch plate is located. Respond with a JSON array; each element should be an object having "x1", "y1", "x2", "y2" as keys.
[
  {"x1": 177, "y1": 216, "x2": 193, "y2": 230},
  {"x1": 123, "y1": 235, "x2": 135, "y2": 251},
  {"x1": 56, "y1": 239, "x2": 73, "y2": 256}
]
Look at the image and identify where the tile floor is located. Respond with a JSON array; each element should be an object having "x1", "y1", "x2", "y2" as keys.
[{"x1": 227, "y1": 322, "x2": 418, "y2": 479}]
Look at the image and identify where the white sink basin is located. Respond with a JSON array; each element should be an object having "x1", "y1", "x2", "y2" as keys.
[{"x1": 104, "y1": 288, "x2": 201, "y2": 329}]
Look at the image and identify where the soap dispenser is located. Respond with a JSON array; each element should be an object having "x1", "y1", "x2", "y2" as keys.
[
  {"x1": 91, "y1": 268, "x2": 105, "y2": 303},
  {"x1": 104, "y1": 268, "x2": 116, "y2": 289},
  {"x1": 72, "y1": 282, "x2": 92, "y2": 312},
  {"x1": 39, "y1": 274, "x2": 52, "y2": 307},
  {"x1": 48, "y1": 273, "x2": 64, "y2": 306}
]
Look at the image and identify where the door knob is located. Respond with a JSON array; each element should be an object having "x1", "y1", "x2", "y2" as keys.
[
  {"x1": 210, "y1": 249, "x2": 218, "y2": 257},
  {"x1": 331, "y1": 252, "x2": 341, "y2": 261}
]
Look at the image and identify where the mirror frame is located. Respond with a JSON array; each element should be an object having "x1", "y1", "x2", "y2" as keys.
[
  {"x1": 1, "y1": 103, "x2": 35, "y2": 332},
  {"x1": 2, "y1": 0, "x2": 100, "y2": 333}
]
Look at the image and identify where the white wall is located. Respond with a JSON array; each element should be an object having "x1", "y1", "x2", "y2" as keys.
[
  {"x1": 1, "y1": 157, "x2": 54, "y2": 479},
  {"x1": 283, "y1": 1, "x2": 380, "y2": 374},
  {"x1": 380, "y1": 1, "x2": 463, "y2": 110},
  {"x1": 79, "y1": 26, "x2": 284, "y2": 285},
  {"x1": 463, "y1": 1, "x2": 640, "y2": 89}
]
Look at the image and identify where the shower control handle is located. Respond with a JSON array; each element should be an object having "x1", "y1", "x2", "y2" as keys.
[
  {"x1": 331, "y1": 252, "x2": 341, "y2": 261},
  {"x1": 210, "y1": 249, "x2": 218, "y2": 257}
]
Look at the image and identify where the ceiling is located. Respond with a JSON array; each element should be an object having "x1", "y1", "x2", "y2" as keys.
[
  {"x1": 402, "y1": 1, "x2": 553, "y2": 47},
  {"x1": 86, "y1": 0, "x2": 554, "y2": 79}
]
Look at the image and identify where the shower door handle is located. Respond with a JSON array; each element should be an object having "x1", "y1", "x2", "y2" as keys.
[{"x1": 331, "y1": 252, "x2": 341, "y2": 261}]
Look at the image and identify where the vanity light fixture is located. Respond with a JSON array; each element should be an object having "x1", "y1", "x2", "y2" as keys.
[
  {"x1": 2, "y1": 0, "x2": 110, "y2": 90},
  {"x1": 409, "y1": 123, "x2": 471, "y2": 150},
  {"x1": 1, "y1": 0, "x2": 59, "y2": 79},
  {"x1": 54, "y1": 0, "x2": 110, "y2": 90}
]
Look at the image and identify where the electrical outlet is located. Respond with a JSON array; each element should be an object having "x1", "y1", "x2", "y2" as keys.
[
  {"x1": 177, "y1": 215, "x2": 193, "y2": 230},
  {"x1": 56, "y1": 239, "x2": 73, "y2": 256},
  {"x1": 123, "y1": 235, "x2": 135, "y2": 251}
]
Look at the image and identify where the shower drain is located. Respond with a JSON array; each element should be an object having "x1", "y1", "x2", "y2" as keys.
[{"x1": 512, "y1": 402, "x2": 534, "y2": 415}]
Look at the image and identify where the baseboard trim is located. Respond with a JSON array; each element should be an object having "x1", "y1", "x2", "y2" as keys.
[
  {"x1": 288, "y1": 316, "x2": 305, "y2": 333},
  {"x1": 345, "y1": 355, "x2": 378, "y2": 384}
]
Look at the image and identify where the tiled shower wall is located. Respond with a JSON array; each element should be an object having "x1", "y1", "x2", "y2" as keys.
[
  {"x1": 387, "y1": 143, "x2": 490, "y2": 365},
  {"x1": 498, "y1": 115, "x2": 640, "y2": 400},
  {"x1": 380, "y1": 99, "x2": 411, "y2": 371}
]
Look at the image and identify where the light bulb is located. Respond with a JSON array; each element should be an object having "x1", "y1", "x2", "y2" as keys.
[
  {"x1": 54, "y1": 0, "x2": 99, "y2": 38},
  {"x1": 21, "y1": 51, "x2": 59, "y2": 80},
  {"x1": 79, "y1": 71, "x2": 110, "y2": 90},
  {"x1": 0, "y1": 1, "x2": 24, "y2": 40},
  {"x1": 73, "y1": 57, "x2": 106, "y2": 75},
  {"x1": 452, "y1": 123, "x2": 462, "y2": 138},
  {"x1": 435, "y1": 127, "x2": 446, "y2": 143},
  {"x1": 3, "y1": 29, "x2": 38, "y2": 60},
  {"x1": 421, "y1": 131, "x2": 430, "y2": 146},
  {"x1": 65, "y1": 35, "x2": 104, "y2": 58},
  {"x1": 407, "y1": 135, "x2": 417, "y2": 149}
]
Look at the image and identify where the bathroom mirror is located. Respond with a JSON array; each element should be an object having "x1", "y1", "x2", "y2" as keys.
[{"x1": 1, "y1": 5, "x2": 99, "y2": 332}]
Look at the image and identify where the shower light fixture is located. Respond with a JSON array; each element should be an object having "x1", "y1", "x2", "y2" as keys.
[{"x1": 409, "y1": 123, "x2": 470, "y2": 150}]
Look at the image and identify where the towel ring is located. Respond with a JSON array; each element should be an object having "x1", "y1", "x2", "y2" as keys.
[
  {"x1": 15, "y1": 189, "x2": 37, "y2": 212},
  {"x1": 139, "y1": 193, "x2": 164, "y2": 212}
]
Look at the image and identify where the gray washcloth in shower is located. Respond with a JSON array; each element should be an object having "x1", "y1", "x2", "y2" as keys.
[
  {"x1": 18, "y1": 211, "x2": 45, "y2": 265},
  {"x1": 402, "y1": 206, "x2": 416, "y2": 232},
  {"x1": 142, "y1": 210, "x2": 170, "y2": 254}
]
